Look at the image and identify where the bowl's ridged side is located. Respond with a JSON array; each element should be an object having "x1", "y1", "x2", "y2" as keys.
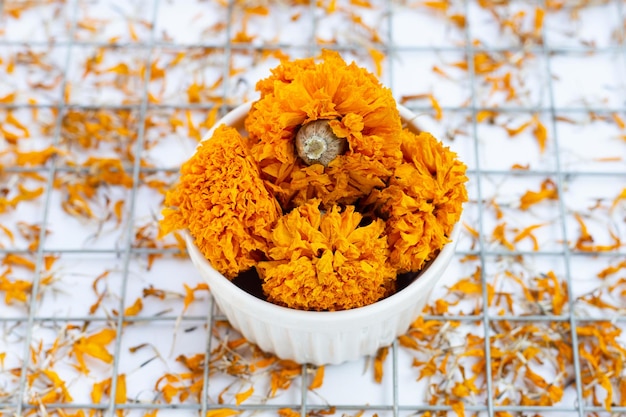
[{"x1": 209, "y1": 285, "x2": 437, "y2": 365}]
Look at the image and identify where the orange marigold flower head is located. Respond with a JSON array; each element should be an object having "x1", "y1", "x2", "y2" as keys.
[
  {"x1": 367, "y1": 130, "x2": 468, "y2": 273},
  {"x1": 257, "y1": 199, "x2": 396, "y2": 311},
  {"x1": 245, "y1": 50, "x2": 403, "y2": 210},
  {"x1": 160, "y1": 125, "x2": 282, "y2": 279}
]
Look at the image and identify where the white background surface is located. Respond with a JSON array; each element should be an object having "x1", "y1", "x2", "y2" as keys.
[{"x1": 1, "y1": 0, "x2": 625, "y2": 416}]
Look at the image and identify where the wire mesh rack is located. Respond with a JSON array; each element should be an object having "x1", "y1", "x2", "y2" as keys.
[{"x1": 0, "y1": 0, "x2": 625, "y2": 416}]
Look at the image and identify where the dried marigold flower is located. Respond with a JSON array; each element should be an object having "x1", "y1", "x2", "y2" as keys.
[
  {"x1": 160, "y1": 125, "x2": 282, "y2": 279},
  {"x1": 367, "y1": 130, "x2": 468, "y2": 273},
  {"x1": 257, "y1": 199, "x2": 396, "y2": 311},
  {"x1": 245, "y1": 50, "x2": 403, "y2": 210}
]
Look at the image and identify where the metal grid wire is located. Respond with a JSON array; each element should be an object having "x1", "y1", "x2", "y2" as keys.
[{"x1": 0, "y1": 0, "x2": 625, "y2": 416}]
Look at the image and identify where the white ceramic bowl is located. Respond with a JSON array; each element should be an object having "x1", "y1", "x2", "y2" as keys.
[{"x1": 184, "y1": 102, "x2": 461, "y2": 366}]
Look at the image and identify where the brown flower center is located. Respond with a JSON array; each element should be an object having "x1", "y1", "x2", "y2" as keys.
[{"x1": 295, "y1": 120, "x2": 347, "y2": 167}]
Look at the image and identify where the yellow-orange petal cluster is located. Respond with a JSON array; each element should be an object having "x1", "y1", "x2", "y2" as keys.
[
  {"x1": 160, "y1": 51, "x2": 469, "y2": 312},
  {"x1": 254, "y1": 55, "x2": 316, "y2": 98},
  {"x1": 257, "y1": 200, "x2": 396, "y2": 311},
  {"x1": 245, "y1": 50, "x2": 403, "y2": 210},
  {"x1": 368, "y1": 130, "x2": 468, "y2": 273},
  {"x1": 160, "y1": 125, "x2": 282, "y2": 279}
]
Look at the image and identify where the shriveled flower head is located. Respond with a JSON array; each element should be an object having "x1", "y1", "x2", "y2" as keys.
[
  {"x1": 257, "y1": 199, "x2": 396, "y2": 311},
  {"x1": 245, "y1": 50, "x2": 403, "y2": 210},
  {"x1": 367, "y1": 130, "x2": 468, "y2": 273},
  {"x1": 160, "y1": 125, "x2": 282, "y2": 279}
]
